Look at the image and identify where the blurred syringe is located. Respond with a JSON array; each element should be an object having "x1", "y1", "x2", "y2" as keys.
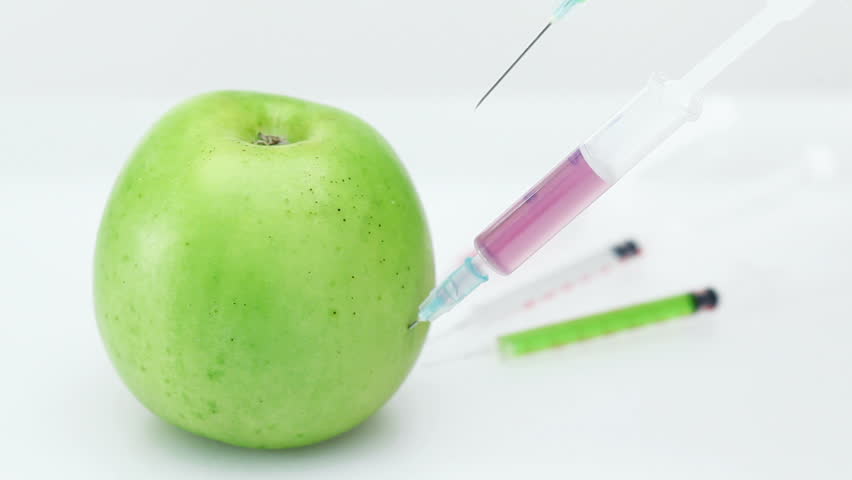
[
  {"x1": 412, "y1": 0, "x2": 818, "y2": 330},
  {"x1": 424, "y1": 288, "x2": 719, "y2": 366},
  {"x1": 429, "y1": 239, "x2": 641, "y2": 340},
  {"x1": 499, "y1": 288, "x2": 719, "y2": 356}
]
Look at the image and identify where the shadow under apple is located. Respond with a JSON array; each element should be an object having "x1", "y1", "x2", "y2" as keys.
[{"x1": 143, "y1": 407, "x2": 399, "y2": 472}]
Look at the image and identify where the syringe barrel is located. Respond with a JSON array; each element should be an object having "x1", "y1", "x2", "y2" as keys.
[
  {"x1": 583, "y1": 74, "x2": 702, "y2": 182},
  {"x1": 475, "y1": 74, "x2": 700, "y2": 276},
  {"x1": 475, "y1": 149, "x2": 609, "y2": 275}
]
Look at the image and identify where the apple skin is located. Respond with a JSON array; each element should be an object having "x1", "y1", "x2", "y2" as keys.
[{"x1": 94, "y1": 91, "x2": 434, "y2": 448}]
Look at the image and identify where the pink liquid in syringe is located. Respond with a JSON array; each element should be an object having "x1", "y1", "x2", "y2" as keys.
[{"x1": 475, "y1": 149, "x2": 611, "y2": 275}]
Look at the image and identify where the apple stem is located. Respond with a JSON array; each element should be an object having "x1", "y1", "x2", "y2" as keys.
[{"x1": 254, "y1": 133, "x2": 289, "y2": 146}]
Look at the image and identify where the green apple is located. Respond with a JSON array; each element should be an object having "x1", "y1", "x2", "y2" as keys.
[{"x1": 94, "y1": 91, "x2": 434, "y2": 448}]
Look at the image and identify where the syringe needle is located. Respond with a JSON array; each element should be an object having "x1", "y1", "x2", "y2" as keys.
[
  {"x1": 475, "y1": 0, "x2": 590, "y2": 109},
  {"x1": 475, "y1": 22, "x2": 552, "y2": 110}
]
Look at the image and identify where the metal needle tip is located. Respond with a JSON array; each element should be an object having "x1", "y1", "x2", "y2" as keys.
[{"x1": 475, "y1": 22, "x2": 553, "y2": 110}]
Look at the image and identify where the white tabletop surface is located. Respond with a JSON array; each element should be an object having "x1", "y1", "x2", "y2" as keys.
[{"x1": 2, "y1": 93, "x2": 851, "y2": 478}]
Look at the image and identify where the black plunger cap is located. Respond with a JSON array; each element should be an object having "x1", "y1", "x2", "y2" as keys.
[
  {"x1": 692, "y1": 288, "x2": 719, "y2": 311},
  {"x1": 613, "y1": 240, "x2": 641, "y2": 259}
]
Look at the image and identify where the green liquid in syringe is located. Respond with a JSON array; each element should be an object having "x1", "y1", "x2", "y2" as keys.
[{"x1": 499, "y1": 289, "x2": 718, "y2": 356}]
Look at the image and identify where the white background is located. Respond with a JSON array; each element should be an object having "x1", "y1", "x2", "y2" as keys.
[
  {"x1": 1, "y1": 0, "x2": 851, "y2": 99},
  {"x1": 2, "y1": 0, "x2": 851, "y2": 478}
]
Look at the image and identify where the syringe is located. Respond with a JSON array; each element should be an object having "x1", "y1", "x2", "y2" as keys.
[
  {"x1": 499, "y1": 288, "x2": 719, "y2": 357},
  {"x1": 412, "y1": 0, "x2": 817, "y2": 329},
  {"x1": 428, "y1": 239, "x2": 641, "y2": 342}
]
